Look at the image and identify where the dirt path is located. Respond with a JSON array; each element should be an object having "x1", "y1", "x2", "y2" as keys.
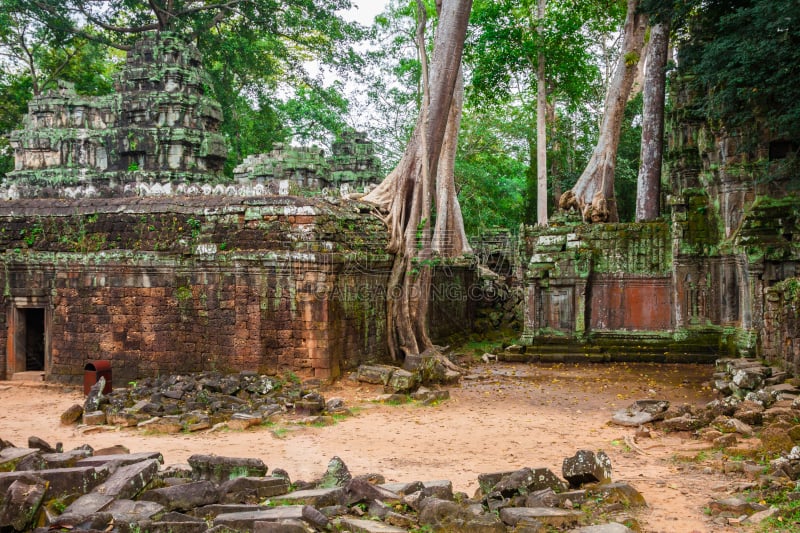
[{"x1": 0, "y1": 362, "x2": 740, "y2": 532}]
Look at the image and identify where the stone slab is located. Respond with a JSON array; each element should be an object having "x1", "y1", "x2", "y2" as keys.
[
  {"x1": 0, "y1": 466, "x2": 109, "y2": 500},
  {"x1": 0, "y1": 448, "x2": 39, "y2": 471},
  {"x1": 60, "y1": 492, "x2": 116, "y2": 518},
  {"x1": 139, "y1": 480, "x2": 220, "y2": 512},
  {"x1": 92, "y1": 458, "x2": 159, "y2": 499},
  {"x1": 104, "y1": 498, "x2": 165, "y2": 522},
  {"x1": 188, "y1": 454, "x2": 267, "y2": 483},
  {"x1": 270, "y1": 487, "x2": 346, "y2": 507},
  {"x1": 500, "y1": 507, "x2": 583, "y2": 528},
  {"x1": 76, "y1": 451, "x2": 163, "y2": 468},
  {"x1": 41, "y1": 449, "x2": 93, "y2": 469},
  {"x1": 213, "y1": 506, "x2": 306, "y2": 530}
]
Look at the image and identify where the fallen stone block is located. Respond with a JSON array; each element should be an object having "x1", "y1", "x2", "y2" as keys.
[
  {"x1": 562, "y1": 450, "x2": 612, "y2": 488},
  {"x1": 356, "y1": 365, "x2": 395, "y2": 385},
  {"x1": 181, "y1": 410, "x2": 212, "y2": 432},
  {"x1": 270, "y1": 487, "x2": 346, "y2": 507},
  {"x1": 0, "y1": 447, "x2": 40, "y2": 472},
  {"x1": 493, "y1": 467, "x2": 567, "y2": 495},
  {"x1": 213, "y1": 505, "x2": 306, "y2": 530},
  {"x1": 499, "y1": 507, "x2": 583, "y2": 528},
  {"x1": 379, "y1": 480, "x2": 425, "y2": 496},
  {"x1": 28, "y1": 436, "x2": 59, "y2": 453},
  {"x1": 59, "y1": 491, "x2": 116, "y2": 519},
  {"x1": 0, "y1": 473, "x2": 47, "y2": 531},
  {"x1": 219, "y1": 476, "x2": 290, "y2": 503},
  {"x1": 189, "y1": 455, "x2": 267, "y2": 483},
  {"x1": 477, "y1": 471, "x2": 514, "y2": 495},
  {"x1": 744, "y1": 507, "x2": 780, "y2": 525},
  {"x1": 345, "y1": 477, "x2": 402, "y2": 505},
  {"x1": 709, "y1": 497, "x2": 767, "y2": 516},
  {"x1": 386, "y1": 368, "x2": 417, "y2": 393},
  {"x1": 82, "y1": 410, "x2": 107, "y2": 425},
  {"x1": 301, "y1": 505, "x2": 330, "y2": 529},
  {"x1": 227, "y1": 413, "x2": 263, "y2": 431},
  {"x1": 104, "y1": 498, "x2": 165, "y2": 522},
  {"x1": 410, "y1": 388, "x2": 450, "y2": 403},
  {"x1": 0, "y1": 465, "x2": 109, "y2": 501},
  {"x1": 92, "y1": 458, "x2": 160, "y2": 499},
  {"x1": 93, "y1": 444, "x2": 130, "y2": 456},
  {"x1": 106, "y1": 409, "x2": 151, "y2": 427},
  {"x1": 732, "y1": 368, "x2": 766, "y2": 391},
  {"x1": 61, "y1": 404, "x2": 84, "y2": 425},
  {"x1": 661, "y1": 414, "x2": 703, "y2": 431},
  {"x1": 40, "y1": 449, "x2": 93, "y2": 469},
  {"x1": 418, "y1": 497, "x2": 504, "y2": 532},
  {"x1": 48, "y1": 511, "x2": 115, "y2": 531},
  {"x1": 611, "y1": 400, "x2": 670, "y2": 427},
  {"x1": 76, "y1": 451, "x2": 164, "y2": 468},
  {"x1": 139, "y1": 480, "x2": 220, "y2": 512},
  {"x1": 587, "y1": 482, "x2": 646, "y2": 507},
  {"x1": 189, "y1": 504, "x2": 267, "y2": 520},
  {"x1": 317, "y1": 456, "x2": 352, "y2": 488}
]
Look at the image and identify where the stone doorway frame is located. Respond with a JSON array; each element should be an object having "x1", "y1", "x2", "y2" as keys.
[{"x1": 6, "y1": 296, "x2": 50, "y2": 378}]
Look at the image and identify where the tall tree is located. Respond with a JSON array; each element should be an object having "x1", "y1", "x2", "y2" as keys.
[
  {"x1": 560, "y1": 0, "x2": 647, "y2": 222},
  {"x1": 467, "y1": 0, "x2": 622, "y2": 224},
  {"x1": 362, "y1": 0, "x2": 472, "y2": 365},
  {"x1": 535, "y1": 0, "x2": 547, "y2": 225},
  {"x1": 635, "y1": 20, "x2": 669, "y2": 221}
]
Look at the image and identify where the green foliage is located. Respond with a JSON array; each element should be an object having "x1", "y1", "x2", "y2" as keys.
[
  {"x1": 456, "y1": 109, "x2": 527, "y2": 234},
  {"x1": 648, "y1": 0, "x2": 800, "y2": 140},
  {"x1": 278, "y1": 83, "x2": 350, "y2": 148},
  {"x1": 465, "y1": 0, "x2": 626, "y2": 224}
]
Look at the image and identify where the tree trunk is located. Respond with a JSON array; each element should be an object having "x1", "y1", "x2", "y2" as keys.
[
  {"x1": 361, "y1": 0, "x2": 472, "y2": 363},
  {"x1": 635, "y1": 21, "x2": 670, "y2": 222},
  {"x1": 559, "y1": 0, "x2": 647, "y2": 223},
  {"x1": 536, "y1": 0, "x2": 548, "y2": 226}
]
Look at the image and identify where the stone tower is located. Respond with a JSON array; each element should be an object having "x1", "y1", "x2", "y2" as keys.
[{"x1": 4, "y1": 32, "x2": 228, "y2": 198}]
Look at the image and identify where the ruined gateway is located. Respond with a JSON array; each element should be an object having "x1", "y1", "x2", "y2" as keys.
[{"x1": 0, "y1": 32, "x2": 797, "y2": 387}]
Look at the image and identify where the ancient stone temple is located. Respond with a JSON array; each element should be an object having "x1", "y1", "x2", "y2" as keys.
[
  {"x1": 0, "y1": 33, "x2": 474, "y2": 385},
  {"x1": 233, "y1": 129, "x2": 382, "y2": 195},
  {"x1": 3, "y1": 32, "x2": 227, "y2": 199},
  {"x1": 520, "y1": 76, "x2": 800, "y2": 368}
]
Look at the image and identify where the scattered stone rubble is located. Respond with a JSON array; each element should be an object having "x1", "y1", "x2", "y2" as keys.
[
  {"x1": 63, "y1": 363, "x2": 466, "y2": 436},
  {"x1": 0, "y1": 438, "x2": 644, "y2": 532},
  {"x1": 66, "y1": 372, "x2": 348, "y2": 434},
  {"x1": 613, "y1": 357, "x2": 800, "y2": 527}
]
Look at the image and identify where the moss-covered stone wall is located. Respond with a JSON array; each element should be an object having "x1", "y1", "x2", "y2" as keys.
[
  {"x1": 0, "y1": 196, "x2": 474, "y2": 384},
  {"x1": 762, "y1": 278, "x2": 800, "y2": 372}
]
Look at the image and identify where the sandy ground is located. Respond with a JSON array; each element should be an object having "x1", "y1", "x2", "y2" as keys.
[{"x1": 0, "y1": 361, "x2": 741, "y2": 533}]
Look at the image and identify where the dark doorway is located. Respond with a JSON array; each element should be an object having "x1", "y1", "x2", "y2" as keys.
[{"x1": 23, "y1": 308, "x2": 45, "y2": 371}]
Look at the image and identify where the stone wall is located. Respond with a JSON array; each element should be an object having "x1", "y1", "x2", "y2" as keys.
[
  {"x1": 762, "y1": 278, "x2": 800, "y2": 373},
  {"x1": 0, "y1": 196, "x2": 475, "y2": 385},
  {"x1": 522, "y1": 217, "x2": 672, "y2": 337}
]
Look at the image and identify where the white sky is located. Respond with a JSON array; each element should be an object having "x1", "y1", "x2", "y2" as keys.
[{"x1": 340, "y1": 1, "x2": 391, "y2": 25}]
